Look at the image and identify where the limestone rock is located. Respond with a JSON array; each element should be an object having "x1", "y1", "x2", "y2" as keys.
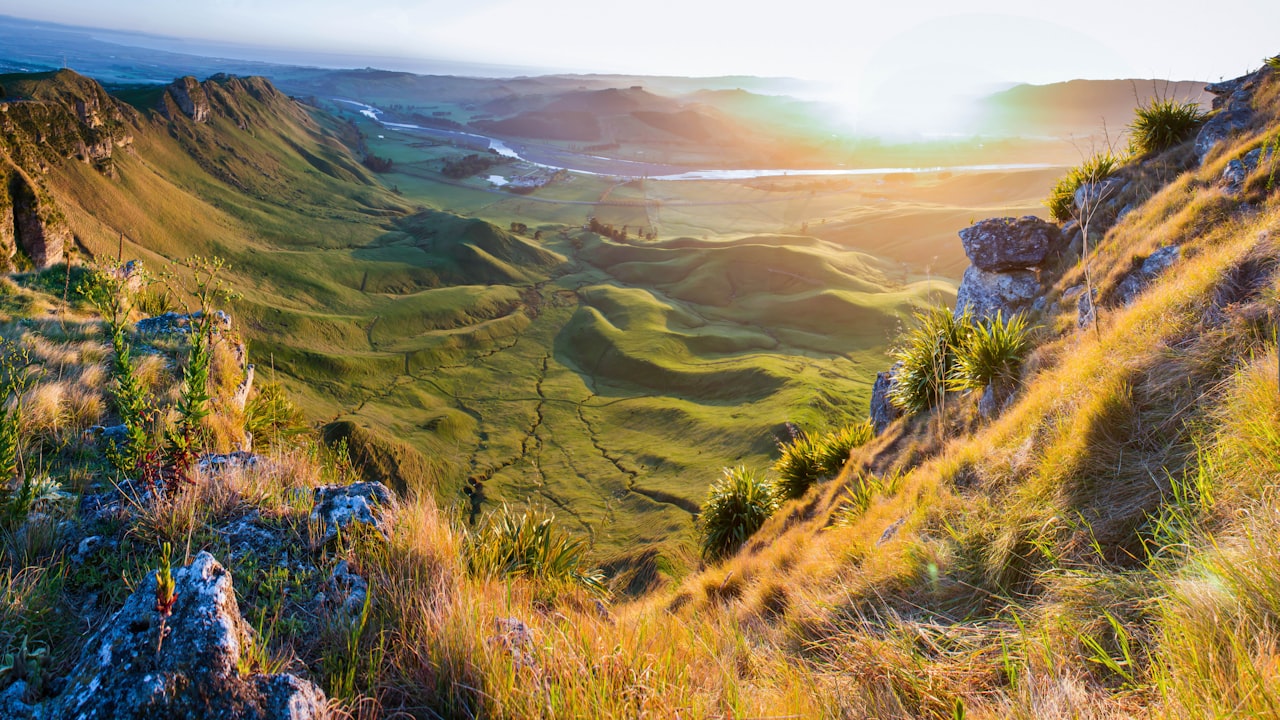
[
  {"x1": 1077, "y1": 287, "x2": 1097, "y2": 330},
  {"x1": 46, "y1": 552, "x2": 327, "y2": 719},
  {"x1": 958, "y1": 216, "x2": 1063, "y2": 271},
  {"x1": 6, "y1": 172, "x2": 67, "y2": 268},
  {"x1": 954, "y1": 265, "x2": 1040, "y2": 320},
  {"x1": 1221, "y1": 146, "x2": 1275, "y2": 196},
  {"x1": 310, "y1": 481, "x2": 396, "y2": 546},
  {"x1": 869, "y1": 367, "x2": 900, "y2": 434},
  {"x1": 159, "y1": 76, "x2": 212, "y2": 123}
]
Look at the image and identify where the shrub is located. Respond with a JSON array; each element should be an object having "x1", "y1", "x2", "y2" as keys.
[
  {"x1": 245, "y1": 382, "x2": 307, "y2": 449},
  {"x1": 698, "y1": 466, "x2": 779, "y2": 561},
  {"x1": 814, "y1": 420, "x2": 875, "y2": 478},
  {"x1": 888, "y1": 305, "x2": 974, "y2": 415},
  {"x1": 950, "y1": 311, "x2": 1033, "y2": 392},
  {"x1": 773, "y1": 433, "x2": 824, "y2": 499},
  {"x1": 1128, "y1": 98, "x2": 1206, "y2": 156},
  {"x1": 1045, "y1": 152, "x2": 1121, "y2": 222},
  {"x1": 466, "y1": 504, "x2": 605, "y2": 593}
]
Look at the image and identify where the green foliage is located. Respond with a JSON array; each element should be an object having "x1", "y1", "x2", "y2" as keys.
[
  {"x1": 814, "y1": 420, "x2": 875, "y2": 477},
  {"x1": 80, "y1": 263, "x2": 152, "y2": 474},
  {"x1": 773, "y1": 420, "x2": 877, "y2": 500},
  {"x1": 160, "y1": 256, "x2": 238, "y2": 487},
  {"x1": 831, "y1": 471, "x2": 905, "y2": 527},
  {"x1": 1128, "y1": 98, "x2": 1206, "y2": 156},
  {"x1": 1045, "y1": 152, "x2": 1121, "y2": 222},
  {"x1": 1267, "y1": 55, "x2": 1280, "y2": 71},
  {"x1": 950, "y1": 311, "x2": 1033, "y2": 392},
  {"x1": 245, "y1": 381, "x2": 308, "y2": 449},
  {"x1": 320, "y1": 589, "x2": 375, "y2": 699},
  {"x1": 0, "y1": 342, "x2": 36, "y2": 524},
  {"x1": 888, "y1": 306, "x2": 974, "y2": 415},
  {"x1": 698, "y1": 466, "x2": 779, "y2": 561},
  {"x1": 466, "y1": 505, "x2": 605, "y2": 593},
  {"x1": 773, "y1": 432, "x2": 824, "y2": 500}
]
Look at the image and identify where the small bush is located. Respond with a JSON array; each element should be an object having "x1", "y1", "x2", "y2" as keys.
[
  {"x1": 813, "y1": 420, "x2": 875, "y2": 478},
  {"x1": 698, "y1": 466, "x2": 779, "y2": 561},
  {"x1": 950, "y1": 311, "x2": 1033, "y2": 392},
  {"x1": 888, "y1": 305, "x2": 974, "y2": 415},
  {"x1": 245, "y1": 382, "x2": 307, "y2": 449},
  {"x1": 1128, "y1": 98, "x2": 1206, "y2": 156},
  {"x1": 773, "y1": 433, "x2": 824, "y2": 499},
  {"x1": 466, "y1": 504, "x2": 605, "y2": 592},
  {"x1": 1045, "y1": 152, "x2": 1122, "y2": 222}
]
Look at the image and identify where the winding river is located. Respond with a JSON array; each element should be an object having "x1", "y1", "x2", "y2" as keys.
[{"x1": 334, "y1": 99, "x2": 1052, "y2": 181}]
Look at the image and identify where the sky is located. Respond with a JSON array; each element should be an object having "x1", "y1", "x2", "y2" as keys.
[{"x1": 4, "y1": 0, "x2": 1279, "y2": 132}]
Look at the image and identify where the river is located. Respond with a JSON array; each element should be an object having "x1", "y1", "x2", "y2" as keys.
[{"x1": 333, "y1": 99, "x2": 1052, "y2": 181}]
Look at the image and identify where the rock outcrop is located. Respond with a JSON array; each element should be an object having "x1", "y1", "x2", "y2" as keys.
[
  {"x1": 4, "y1": 171, "x2": 68, "y2": 268},
  {"x1": 1196, "y1": 70, "x2": 1263, "y2": 162},
  {"x1": 159, "y1": 76, "x2": 212, "y2": 123},
  {"x1": 310, "y1": 481, "x2": 397, "y2": 546},
  {"x1": 1114, "y1": 244, "x2": 1182, "y2": 305},
  {"x1": 46, "y1": 552, "x2": 327, "y2": 719},
  {"x1": 869, "y1": 368, "x2": 901, "y2": 434},
  {"x1": 959, "y1": 216, "x2": 1063, "y2": 272},
  {"x1": 953, "y1": 216, "x2": 1061, "y2": 320}
]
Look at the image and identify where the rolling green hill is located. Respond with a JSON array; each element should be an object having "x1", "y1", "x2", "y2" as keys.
[{"x1": 0, "y1": 69, "x2": 949, "y2": 571}]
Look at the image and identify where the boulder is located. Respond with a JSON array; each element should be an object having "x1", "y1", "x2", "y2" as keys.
[
  {"x1": 1221, "y1": 146, "x2": 1275, "y2": 196},
  {"x1": 1115, "y1": 245, "x2": 1182, "y2": 305},
  {"x1": 869, "y1": 367, "x2": 900, "y2": 434},
  {"x1": 958, "y1": 216, "x2": 1063, "y2": 272},
  {"x1": 46, "y1": 552, "x2": 326, "y2": 719},
  {"x1": 954, "y1": 266, "x2": 1041, "y2": 320},
  {"x1": 310, "y1": 481, "x2": 396, "y2": 546}
]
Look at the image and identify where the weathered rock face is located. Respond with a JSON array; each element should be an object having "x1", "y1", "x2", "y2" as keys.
[
  {"x1": 6, "y1": 171, "x2": 66, "y2": 268},
  {"x1": 1196, "y1": 70, "x2": 1262, "y2": 162},
  {"x1": 1221, "y1": 145, "x2": 1276, "y2": 197},
  {"x1": 310, "y1": 481, "x2": 396, "y2": 546},
  {"x1": 869, "y1": 367, "x2": 900, "y2": 434},
  {"x1": 954, "y1": 265, "x2": 1040, "y2": 320},
  {"x1": 47, "y1": 552, "x2": 326, "y2": 719},
  {"x1": 159, "y1": 76, "x2": 212, "y2": 123},
  {"x1": 958, "y1": 216, "x2": 1063, "y2": 272}
]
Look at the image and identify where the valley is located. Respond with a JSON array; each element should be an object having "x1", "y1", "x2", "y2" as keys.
[{"x1": 0, "y1": 63, "x2": 1067, "y2": 571}]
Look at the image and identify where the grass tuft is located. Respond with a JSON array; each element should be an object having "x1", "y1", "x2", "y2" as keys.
[
  {"x1": 1128, "y1": 98, "x2": 1206, "y2": 156},
  {"x1": 466, "y1": 504, "x2": 605, "y2": 593},
  {"x1": 1045, "y1": 152, "x2": 1122, "y2": 222},
  {"x1": 698, "y1": 465, "x2": 779, "y2": 561}
]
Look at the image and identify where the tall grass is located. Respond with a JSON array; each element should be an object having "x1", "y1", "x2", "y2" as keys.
[{"x1": 466, "y1": 504, "x2": 605, "y2": 593}]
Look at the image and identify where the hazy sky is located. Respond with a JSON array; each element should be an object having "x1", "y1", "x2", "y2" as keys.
[{"x1": 5, "y1": 0, "x2": 1279, "y2": 130}]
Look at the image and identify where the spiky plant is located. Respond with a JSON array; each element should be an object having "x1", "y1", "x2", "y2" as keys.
[
  {"x1": 1045, "y1": 152, "x2": 1122, "y2": 222},
  {"x1": 888, "y1": 305, "x2": 975, "y2": 415},
  {"x1": 950, "y1": 311, "x2": 1034, "y2": 393},
  {"x1": 813, "y1": 420, "x2": 876, "y2": 478},
  {"x1": 466, "y1": 504, "x2": 605, "y2": 593},
  {"x1": 773, "y1": 432, "x2": 825, "y2": 499},
  {"x1": 1128, "y1": 98, "x2": 1206, "y2": 156},
  {"x1": 698, "y1": 466, "x2": 779, "y2": 561}
]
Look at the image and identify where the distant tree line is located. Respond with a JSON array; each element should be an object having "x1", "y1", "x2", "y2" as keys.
[
  {"x1": 363, "y1": 154, "x2": 394, "y2": 173},
  {"x1": 588, "y1": 218, "x2": 655, "y2": 242},
  {"x1": 442, "y1": 153, "x2": 499, "y2": 179}
]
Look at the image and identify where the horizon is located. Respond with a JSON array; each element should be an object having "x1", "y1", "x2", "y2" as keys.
[{"x1": 2, "y1": 3, "x2": 1278, "y2": 135}]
